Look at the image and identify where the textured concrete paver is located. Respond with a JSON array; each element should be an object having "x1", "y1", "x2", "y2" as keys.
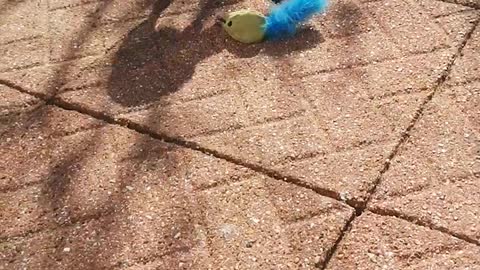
[
  {"x1": 435, "y1": 9, "x2": 480, "y2": 46},
  {"x1": 369, "y1": 22, "x2": 479, "y2": 243},
  {"x1": 47, "y1": 2, "x2": 150, "y2": 62},
  {"x1": 367, "y1": 0, "x2": 449, "y2": 53},
  {"x1": 121, "y1": 81, "x2": 306, "y2": 138},
  {"x1": 0, "y1": 0, "x2": 48, "y2": 72},
  {"x1": 448, "y1": 25, "x2": 480, "y2": 85},
  {"x1": 1, "y1": 0, "x2": 479, "y2": 268},
  {"x1": 369, "y1": 84, "x2": 480, "y2": 242},
  {"x1": 0, "y1": 85, "x2": 43, "y2": 134},
  {"x1": 0, "y1": 107, "x2": 104, "y2": 192},
  {"x1": 197, "y1": 178, "x2": 354, "y2": 268},
  {"x1": 0, "y1": 0, "x2": 48, "y2": 44},
  {"x1": 0, "y1": 37, "x2": 49, "y2": 73},
  {"x1": 419, "y1": 0, "x2": 474, "y2": 18},
  {"x1": 0, "y1": 55, "x2": 106, "y2": 98},
  {"x1": 0, "y1": 107, "x2": 353, "y2": 269},
  {"x1": 39, "y1": 0, "x2": 463, "y2": 204},
  {"x1": 326, "y1": 212, "x2": 480, "y2": 269}
]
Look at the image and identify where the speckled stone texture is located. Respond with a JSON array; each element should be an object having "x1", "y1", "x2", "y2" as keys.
[
  {"x1": 1, "y1": 0, "x2": 480, "y2": 269},
  {"x1": 369, "y1": 26, "x2": 480, "y2": 243},
  {"x1": 0, "y1": 85, "x2": 43, "y2": 135},
  {"x1": 326, "y1": 212, "x2": 480, "y2": 269},
  {"x1": 448, "y1": 25, "x2": 480, "y2": 85},
  {"x1": 0, "y1": 107, "x2": 354, "y2": 269}
]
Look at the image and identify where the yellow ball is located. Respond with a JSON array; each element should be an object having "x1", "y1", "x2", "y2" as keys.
[{"x1": 221, "y1": 9, "x2": 266, "y2": 44}]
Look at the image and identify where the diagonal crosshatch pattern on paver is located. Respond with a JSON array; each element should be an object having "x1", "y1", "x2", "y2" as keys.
[
  {"x1": 1, "y1": 0, "x2": 205, "y2": 98},
  {"x1": 447, "y1": 19, "x2": 480, "y2": 85},
  {"x1": 366, "y1": 0, "x2": 450, "y2": 54},
  {"x1": 52, "y1": 0, "x2": 397, "y2": 113},
  {"x1": 325, "y1": 212, "x2": 480, "y2": 269},
  {"x1": 8, "y1": 0, "x2": 463, "y2": 207},
  {"x1": 0, "y1": 0, "x2": 470, "y2": 212},
  {"x1": 0, "y1": 2, "x2": 478, "y2": 268},
  {"x1": 0, "y1": 0, "x2": 49, "y2": 72},
  {"x1": 369, "y1": 82, "x2": 480, "y2": 243},
  {"x1": 419, "y1": 0, "x2": 475, "y2": 18},
  {"x1": 0, "y1": 0, "x2": 48, "y2": 45},
  {"x1": 440, "y1": 0, "x2": 480, "y2": 9},
  {"x1": 0, "y1": 84, "x2": 44, "y2": 135},
  {"x1": 321, "y1": 6, "x2": 480, "y2": 269},
  {"x1": 435, "y1": 9, "x2": 480, "y2": 46},
  {"x1": 0, "y1": 106, "x2": 354, "y2": 269},
  {"x1": 368, "y1": 26, "x2": 480, "y2": 244}
]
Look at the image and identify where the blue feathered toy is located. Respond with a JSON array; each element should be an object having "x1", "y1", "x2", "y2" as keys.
[{"x1": 217, "y1": 0, "x2": 328, "y2": 43}]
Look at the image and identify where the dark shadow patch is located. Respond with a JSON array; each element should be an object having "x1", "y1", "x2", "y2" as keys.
[
  {"x1": 333, "y1": 1, "x2": 364, "y2": 38},
  {"x1": 226, "y1": 26, "x2": 324, "y2": 58},
  {"x1": 107, "y1": 2, "x2": 324, "y2": 107}
]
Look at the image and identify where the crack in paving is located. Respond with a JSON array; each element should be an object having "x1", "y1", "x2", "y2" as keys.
[{"x1": 319, "y1": 17, "x2": 480, "y2": 269}]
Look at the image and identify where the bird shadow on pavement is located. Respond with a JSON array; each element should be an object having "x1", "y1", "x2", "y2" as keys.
[{"x1": 107, "y1": 0, "x2": 324, "y2": 107}]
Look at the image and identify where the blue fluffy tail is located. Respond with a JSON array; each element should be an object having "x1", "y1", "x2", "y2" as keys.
[{"x1": 264, "y1": 0, "x2": 328, "y2": 40}]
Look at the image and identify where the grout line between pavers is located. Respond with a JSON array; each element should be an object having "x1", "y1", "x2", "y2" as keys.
[
  {"x1": 0, "y1": 18, "x2": 478, "y2": 268},
  {"x1": 1, "y1": 34, "x2": 478, "y2": 262},
  {"x1": 316, "y1": 210, "x2": 356, "y2": 268},
  {"x1": 0, "y1": 79, "x2": 51, "y2": 100},
  {"x1": 439, "y1": 0, "x2": 480, "y2": 9},
  {"x1": 0, "y1": 79, "x2": 351, "y2": 202},
  {"x1": 0, "y1": 80, "x2": 381, "y2": 214},
  {"x1": 48, "y1": 96, "x2": 351, "y2": 206},
  {"x1": 361, "y1": 17, "x2": 479, "y2": 210},
  {"x1": 369, "y1": 208, "x2": 480, "y2": 246},
  {"x1": 318, "y1": 17, "x2": 480, "y2": 269}
]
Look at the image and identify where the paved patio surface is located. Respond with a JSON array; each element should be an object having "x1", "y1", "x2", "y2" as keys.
[{"x1": 0, "y1": 0, "x2": 479, "y2": 269}]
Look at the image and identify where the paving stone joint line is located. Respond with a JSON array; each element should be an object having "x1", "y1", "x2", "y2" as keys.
[
  {"x1": 360, "y1": 16, "x2": 480, "y2": 209},
  {"x1": 319, "y1": 16, "x2": 480, "y2": 270},
  {"x1": 369, "y1": 207, "x2": 480, "y2": 246},
  {"x1": 1, "y1": 15, "x2": 479, "y2": 253},
  {"x1": 440, "y1": 0, "x2": 480, "y2": 9},
  {"x1": 1, "y1": 4, "x2": 479, "y2": 268}
]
